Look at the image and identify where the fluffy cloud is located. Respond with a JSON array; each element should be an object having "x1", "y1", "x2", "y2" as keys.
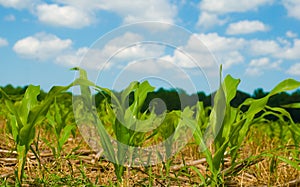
[
  {"x1": 196, "y1": 33, "x2": 246, "y2": 68},
  {"x1": 161, "y1": 33, "x2": 245, "y2": 70},
  {"x1": 13, "y1": 32, "x2": 72, "y2": 61},
  {"x1": 196, "y1": 12, "x2": 227, "y2": 29},
  {"x1": 286, "y1": 31, "x2": 298, "y2": 38},
  {"x1": 166, "y1": 32, "x2": 300, "y2": 73},
  {"x1": 249, "y1": 37, "x2": 300, "y2": 60},
  {"x1": 249, "y1": 40, "x2": 281, "y2": 56},
  {"x1": 1, "y1": 0, "x2": 177, "y2": 28},
  {"x1": 283, "y1": 0, "x2": 300, "y2": 20},
  {"x1": 55, "y1": 0, "x2": 177, "y2": 24},
  {"x1": 0, "y1": 0, "x2": 38, "y2": 10},
  {"x1": 199, "y1": 0, "x2": 273, "y2": 14},
  {"x1": 286, "y1": 63, "x2": 300, "y2": 76},
  {"x1": 20, "y1": 28, "x2": 300, "y2": 79},
  {"x1": 278, "y1": 39, "x2": 300, "y2": 60},
  {"x1": 56, "y1": 32, "x2": 165, "y2": 69},
  {"x1": 36, "y1": 4, "x2": 93, "y2": 28},
  {"x1": 245, "y1": 57, "x2": 281, "y2": 76},
  {"x1": 101, "y1": 0, "x2": 177, "y2": 24},
  {"x1": 197, "y1": 33, "x2": 245, "y2": 52},
  {"x1": 198, "y1": 0, "x2": 273, "y2": 28},
  {"x1": 226, "y1": 20, "x2": 269, "y2": 35},
  {"x1": 55, "y1": 47, "x2": 88, "y2": 67},
  {"x1": 0, "y1": 37, "x2": 8, "y2": 47}
]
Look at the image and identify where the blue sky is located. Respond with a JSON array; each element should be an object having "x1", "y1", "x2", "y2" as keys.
[{"x1": 1, "y1": 0, "x2": 300, "y2": 94}]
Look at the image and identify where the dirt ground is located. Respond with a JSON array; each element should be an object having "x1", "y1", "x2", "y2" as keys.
[{"x1": 1, "y1": 118, "x2": 300, "y2": 186}]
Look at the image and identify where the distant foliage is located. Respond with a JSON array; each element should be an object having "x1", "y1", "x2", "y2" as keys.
[{"x1": 1, "y1": 85, "x2": 300, "y2": 122}]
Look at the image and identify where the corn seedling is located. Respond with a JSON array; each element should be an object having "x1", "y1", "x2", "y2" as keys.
[
  {"x1": 72, "y1": 67, "x2": 160, "y2": 183},
  {"x1": 190, "y1": 68, "x2": 300, "y2": 185},
  {"x1": 0, "y1": 84, "x2": 73, "y2": 186},
  {"x1": 45, "y1": 97, "x2": 75, "y2": 158}
]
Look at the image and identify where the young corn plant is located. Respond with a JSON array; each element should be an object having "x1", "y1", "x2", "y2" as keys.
[
  {"x1": 191, "y1": 69, "x2": 300, "y2": 185},
  {"x1": 72, "y1": 67, "x2": 158, "y2": 183},
  {"x1": 0, "y1": 84, "x2": 72, "y2": 186},
  {"x1": 45, "y1": 97, "x2": 75, "y2": 158},
  {"x1": 155, "y1": 108, "x2": 194, "y2": 180}
]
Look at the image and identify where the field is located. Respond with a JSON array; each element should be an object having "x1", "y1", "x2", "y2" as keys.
[{"x1": 0, "y1": 68, "x2": 300, "y2": 186}]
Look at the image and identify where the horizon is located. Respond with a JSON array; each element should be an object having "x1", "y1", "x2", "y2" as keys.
[{"x1": 2, "y1": 81, "x2": 299, "y2": 97}]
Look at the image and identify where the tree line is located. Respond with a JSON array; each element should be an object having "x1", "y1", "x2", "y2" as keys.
[{"x1": 1, "y1": 84, "x2": 300, "y2": 122}]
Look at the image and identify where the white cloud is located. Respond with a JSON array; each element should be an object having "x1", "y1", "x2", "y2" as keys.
[
  {"x1": 0, "y1": 0, "x2": 38, "y2": 10},
  {"x1": 36, "y1": 4, "x2": 93, "y2": 29},
  {"x1": 0, "y1": 37, "x2": 8, "y2": 47},
  {"x1": 56, "y1": 47, "x2": 114, "y2": 70},
  {"x1": 286, "y1": 30, "x2": 298, "y2": 38},
  {"x1": 249, "y1": 39, "x2": 282, "y2": 56},
  {"x1": 96, "y1": 32, "x2": 165, "y2": 65},
  {"x1": 161, "y1": 48, "x2": 203, "y2": 69},
  {"x1": 56, "y1": 32, "x2": 165, "y2": 70},
  {"x1": 249, "y1": 38, "x2": 300, "y2": 60},
  {"x1": 57, "y1": 0, "x2": 177, "y2": 24},
  {"x1": 221, "y1": 51, "x2": 245, "y2": 69},
  {"x1": 226, "y1": 20, "x2": 269, "y2": 35},
  {"x1": 196, "y1": 12, "x2": 227, "y2": 29},
  {"x1": 37, "y1": 29, "x2": 300, "y2": 77},
  {"x1": 4, "y1": 14, "x2": 16, "y2": 21},
  {"x1": 1, "y1": 0, "x2": 177, "y2": 28},
  {"x1": 146, "y1": 31, "x2": 300, "y2": 75},
  {"x1": 197, "y1": 0, "x2": 273, "y2": 28},
  {"x1": 245, "y1": 57, "x2": 281, "y2": 76},
  {"x1": 278, "y1": 39, "x2": 300, "y2": 60},
  {"x1": 196, "y1": 33, "x2": 245, "y2": 68},
  {"x1": 199, "y1": 0, "x2": 273, "y2": 14},
  {"x1": 167, "y1": 32, "x2": 300, "y2": 72},
  {"x1": 160, "y1": 33, "x2": 245, "y2": 70},
  {"x1": 13, "y1": 32, "x2": 72, "y2": 61},
  {"x1": 162, "y1": 36, "x2": 215, "y2": 69},
  {"x1": 197, "y1": 32, "x2": 245, "y2": 52},
  {"x1": 55, "y1": 47, "x2": 88, "y2": 67},
  {"x1": 286, "y1": 63, "x2": 300, "y2": 76},
  {"x1": 283, "y1": 0, "x2": 300, "y2": 20},
  {"x1": 107, "y1": 1, "x2": 177, "y2": 24}
]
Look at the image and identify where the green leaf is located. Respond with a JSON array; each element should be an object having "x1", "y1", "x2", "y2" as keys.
[
  {"x1": 221, "y1": 75, "x2": 240, "y2": 142},
  {"x1": 19, "y1": 85, "x2": 71, "y2": 146},
  {"x1": 72, "y1": 67, "x2": 117, "y2": 164},
  {"x1": 263, "y1": 153, "x2": 300, "y2": 170},
  {"x1": 277, "y1": 156, "x2": 300, "y2": 170},
  {"x1": 58, "y1": 124, "x2": 74, "y2": 150},
  {"x1": 27, "y1": 85, "x2": 71, "y2": 127},
  {"x1": 212, "y1": 139, "x2": 229, "y2": 172},
  {"x1": 9, "y1": 114, "x2": 18, "y2": 142},
  {"x1": 18, "y1": 85, "x2": 40, "y2": 126},
  {"x1": 243, "y1": 97, "x2": 268, "y2": 119},
  {"x1": 222, "y1": 75, "x2": 240, "y2": 105},
  {"x1": 0, "y1": 88, "x2": 24, "y2": 129},
  {"x1": 269, "y1": 79, "x2": 300, "y2": 96},
  {"x1": 16, "y1": 144, "x2": 26, "y2": 183},
  {"x1": 281, "y1": 103, "x2": 300, "y2": 109},
  {"x1": 127, "y1": 81, "x2": 155, "y2": 122},
  {"x1": 19, "y1": 125, "x2": 36, "y2": 146},
  {"x1": 54, "y1": 98, "x2": 63, "y2": 135},
  {"x1": 209, "y1": 73, "x2": 226, "y2": 150},
  {"x1": 121, "y1": 81, "x2": 138, "y2": 107},
  {"x1": 133, "y1": 81, "x2": 155, "y2": 112}
]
